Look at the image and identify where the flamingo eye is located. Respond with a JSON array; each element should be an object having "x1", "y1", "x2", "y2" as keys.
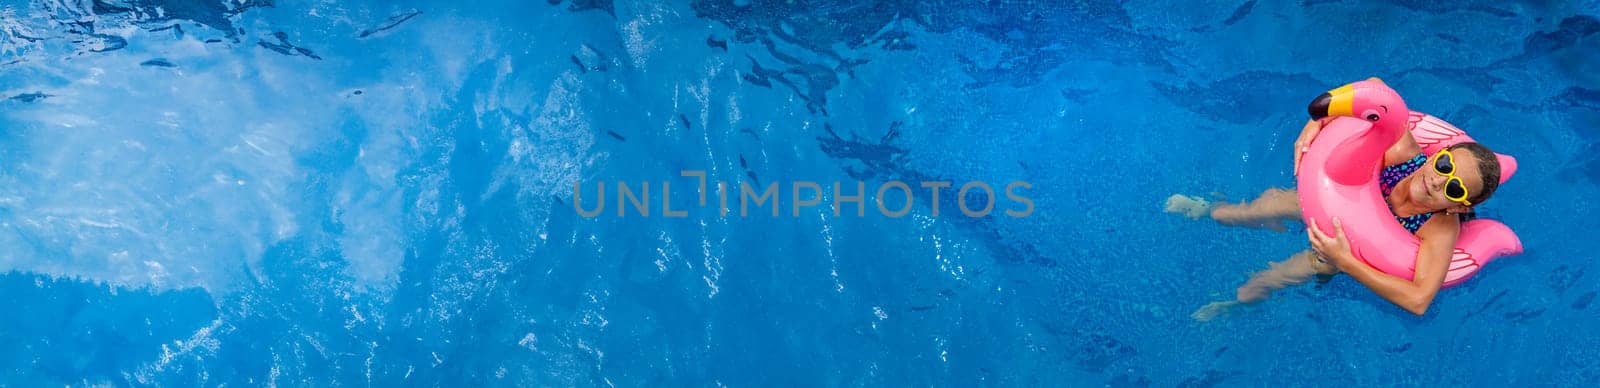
[{"x1": 1362, "y1": 109, "x2": 1381, "y2": 121}]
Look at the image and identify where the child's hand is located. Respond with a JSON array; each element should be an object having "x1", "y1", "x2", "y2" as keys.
[
  {"x1": 1293, "y1": 119, "x2": 1327, "y2": 176},
  {"x1": 1307, "y1": 218, "x2": 1355, "y2": 271}
]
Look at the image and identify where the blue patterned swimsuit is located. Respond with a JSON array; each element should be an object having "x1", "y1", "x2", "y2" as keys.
[
  {"x1": 1380, "y1": 153, "x2": 1472, "y2": 233},
  {"x1": 1380, "y1": 154, "x2": 1432, "y2": 233}
]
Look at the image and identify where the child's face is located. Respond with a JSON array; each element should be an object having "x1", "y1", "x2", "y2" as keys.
[{"x1": 1407, "y1": 149, "x2": 1484, "y2": 210}]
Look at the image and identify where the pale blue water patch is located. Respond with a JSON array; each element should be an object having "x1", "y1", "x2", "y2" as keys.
[{"x1": 0, "y1": 0, "x2": 1597, "y2": 385}]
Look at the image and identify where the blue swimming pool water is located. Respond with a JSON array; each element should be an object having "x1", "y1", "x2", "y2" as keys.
[{"x1": 2, "y1": 0, "x2": 1598, "y2": 385}]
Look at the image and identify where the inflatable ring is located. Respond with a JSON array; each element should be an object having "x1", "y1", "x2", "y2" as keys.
[{"x1": 1296, "y1": 79, "x2": 1522, "y2": 287}]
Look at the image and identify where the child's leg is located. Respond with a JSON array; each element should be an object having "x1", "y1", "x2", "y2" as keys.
[
  {"x1": 1192, "y1": 249, "x2": 1338, "y2": 321},
  {"x1": 1207, "y1": 188, "x2": 1301, "y2": 231},
  {"x1": 1235, "y1": 249, "x2": 1338, "y2": 303}
]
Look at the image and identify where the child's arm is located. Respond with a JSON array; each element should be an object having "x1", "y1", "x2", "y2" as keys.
[
  {"x1": 1310, "y1": 217, "x2": 1457, "y2": 315},
  {"x1": 1293, "y1": 119, "x2": 1323, "y2": 176}
]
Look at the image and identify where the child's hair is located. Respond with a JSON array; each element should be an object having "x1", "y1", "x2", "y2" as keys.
[{"x1": 1449, "y1": 142, "x2": 1500, "y2": 205}]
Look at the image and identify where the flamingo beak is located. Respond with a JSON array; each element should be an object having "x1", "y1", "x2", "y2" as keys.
[
  {"x1": 1309, "y1": 92, "x2": 1332, "y2": 119},
  {"x1": 1308, "y1": 84, "x2": 1354, "y2": 120}
]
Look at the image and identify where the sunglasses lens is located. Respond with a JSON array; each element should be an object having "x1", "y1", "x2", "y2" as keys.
[
  {"x1": 1445, "y1": 178, "x2": 1468, "y2": 200},
  {"x1": 1435, "y1": 152, "x2": 1455, "y2": 175}
]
